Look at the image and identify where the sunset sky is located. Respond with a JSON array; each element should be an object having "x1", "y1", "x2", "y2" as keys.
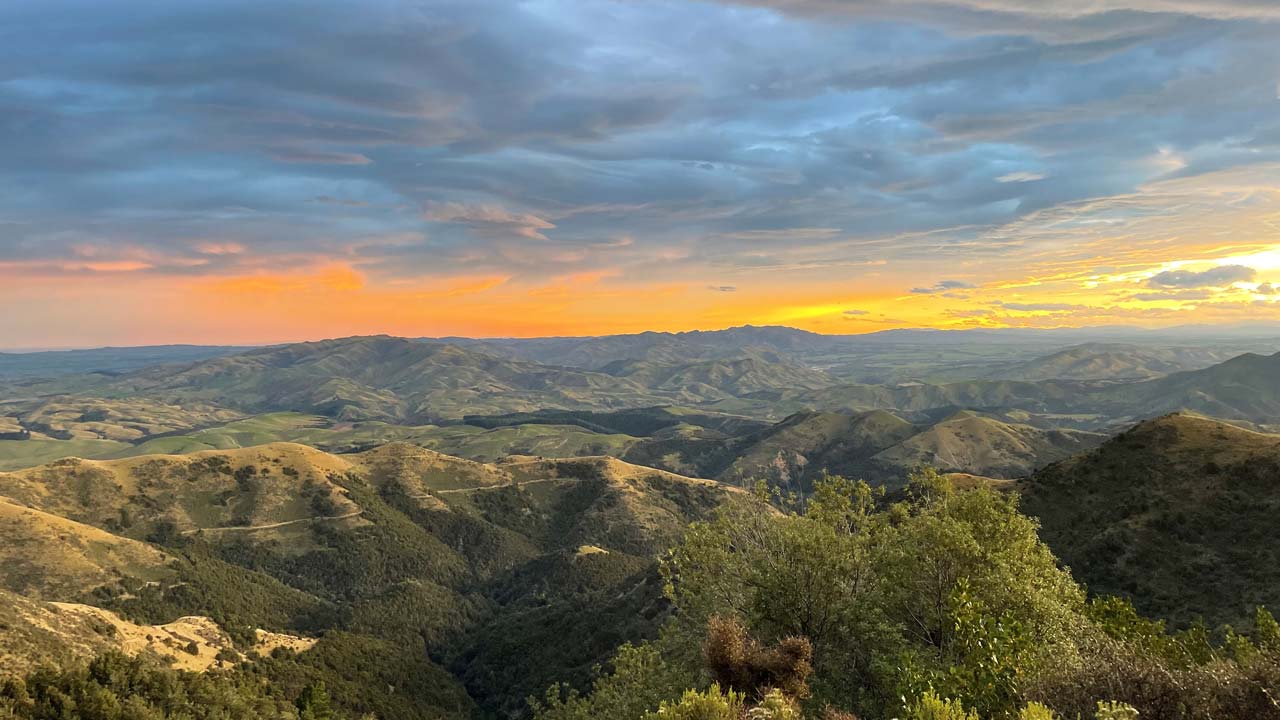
[{"x1": 3, "y1": 0, "x2": 1280, "y2": 348}]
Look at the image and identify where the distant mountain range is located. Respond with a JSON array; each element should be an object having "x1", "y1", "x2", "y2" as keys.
[{"x1": 1, "y1": 332, "x2": 1278, "y2": 478}]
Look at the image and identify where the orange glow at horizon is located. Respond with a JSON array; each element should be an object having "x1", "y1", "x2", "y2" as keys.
[{"x1": 4, "y1": 165, "x2": 1280, "y2": 349}]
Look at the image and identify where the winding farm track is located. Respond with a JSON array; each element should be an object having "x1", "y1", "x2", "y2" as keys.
[
  {"x1": 425, "y1": 477, "x2": 566, "y2": 496},
  {"x1": 181, "y1": 509, "x2": 364, "y2": 535}
]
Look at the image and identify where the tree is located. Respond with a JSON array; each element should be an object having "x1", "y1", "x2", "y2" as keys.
[{"x1": 297, "y1": 682, "x2": 334, "y2": 720}]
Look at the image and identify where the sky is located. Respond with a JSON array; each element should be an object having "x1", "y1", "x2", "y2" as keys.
[{"x1": 2, "y1": 0, "x2": 1279, "y2": 347}]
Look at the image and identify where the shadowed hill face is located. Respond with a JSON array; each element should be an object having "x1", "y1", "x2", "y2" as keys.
[
  {"x1": 1022, "y1": 413, "x2": 1280, "y2": 629},
  {"x1": 1112, "y1": 351, "x2": 1280, "y2": 423}
]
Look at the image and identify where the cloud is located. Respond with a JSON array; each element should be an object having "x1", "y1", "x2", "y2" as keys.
[
  {"x1": 314, "y1": 196, "x2": 370, "y2": 207},
  {"x1": 720, "y1": 1, "x2": 1280, "y2": 24},
  {"x1": 423, "y1": 203, "x2": 557, "y2": 241},
  {"x1": 708, "y1": 285, "x2": 738, "y2": 292},
  {"x1": 2, "y1": 0, "x2": 1280, "y2": 343},
  {"x1": 194, "y1": 242, "x2": 246, "y2": 256},
  {"x1": 994, "y1": 301, "x2": 1083, "y2": 311},
  {"x1": 1146, "y1": 264, "x2": 1257, "y2": 288},
  {"x1": 1256, "y1": 283, "x2": 1276, "y2": 295},
  {"x1": 995, "y1": 171, "x2": 1047, "y2": 183},
  {"x1": 843, "y1": 309, "x2": 870, "y2": 316},
  {"x1": 270, "y1": 151, "x2": 373, "y2": 166},
  {"x1": 912, "y1": 280, "x2": 978, "y2": 294},
  {"x1": 1130, "y1": 289, "x2": 1216, "y2": 301}
]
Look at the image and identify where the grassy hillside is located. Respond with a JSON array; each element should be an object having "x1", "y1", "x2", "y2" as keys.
[
  {"x1": 988, "y1": 343, "x2": 1236, "y2": 381},
  {"x1": 1111, "y1": 351, "x2": 1280, "y2": 425},
  {"x1": 0, "y1": 588, "x2": 315, "y2": 676},
  {"x1": 0, "y1": 441, "x2": 749, "y2": 717},
  {"x1": 604, "y1": 357, "x2": 837, "y2": 399},
  {"x1": 871, "y1": 411, "x2": 1103, "y2": 479},
  {"x1": 1023, "y1": 413, "x2": 1280, "y2": 629},
  {"x1": 0, "y1": 444, "x2": 361, "y2": 543},
  {"x1": 717, "y1": 410, "x2": 916, "y2": 489},
  {"x1": 0, "y1": 497, "x2": 175, "y2": 599}
]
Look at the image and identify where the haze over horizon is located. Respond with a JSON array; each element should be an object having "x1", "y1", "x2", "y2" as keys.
[{"x1": 3, "y1": 0, "x2": 1280, "y2": 347}]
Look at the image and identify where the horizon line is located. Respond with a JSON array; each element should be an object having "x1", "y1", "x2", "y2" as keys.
[{"x1": 5, "y1": 321, "x2": 1280, "y2": 354}]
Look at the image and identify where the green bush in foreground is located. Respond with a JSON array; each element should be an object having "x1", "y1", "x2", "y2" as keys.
[{"x1": 533, "y1": 471, "x2": 1280, "y2": 720}]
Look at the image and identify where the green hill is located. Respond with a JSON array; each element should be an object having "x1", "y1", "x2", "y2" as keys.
[
  {"x1": 870, "y1": 411, "x2": 1103, "y2": 480},
  {"x1": 1112, "y1": 351, "x2": 1280, "y2": 424},
  {"x1": 604, "y1": 357, "x2": 837, "y2": 399},
  {"x1": 101, "y1": 336, "x2": 673, "y2": 422},
  {"x1": 1022, "y1": 413, "x2": 1280, "y2": 629},
  {"x1": 988, "y1": 343, "x2": 1236, "y2": 381},
  {"x1": 716, "y1": 410, "x2": 916, "y2": 489},
  {"x1": 0, "y1": 442, "x2": 748, "y2": 717}
]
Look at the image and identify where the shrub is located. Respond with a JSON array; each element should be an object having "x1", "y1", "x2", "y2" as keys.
[
  {"x1": 904, "y1": 692, "x2": 979, "y2": 720},
  {"x1": 645, "y1": 685, "x2": 745, "y2": 720},
  {"x1": 1094, "y1": 701, "x2": 1139, "y2": 720},
  {"x1": 703, "y1": 616, "x2": 812, "y2": 702}
]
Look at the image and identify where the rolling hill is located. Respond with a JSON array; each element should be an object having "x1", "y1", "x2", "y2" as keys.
[
  {"x1": 869, "y1": 411, "x2": 1103, "y2": 480},
  {"x1": 449, "y1": 325, "x2": 828, "y2": 370},
  {"x1": 72, "y1": 336, "x2": 848, "y2": 424},
  {"x1": 715, "y1": 410, "x2": 916, "y2": 489},
  {"x1": 0, "y1": 441, "x2": 751, "y2": 717},
  {"x1": 1022, "y1": 413, "x2": 1280, "y2": 629},
  {"x1": 0, "y1": 496, "x2": 175, "y2": 599},
  {"x1": 603, "y1": 356, "x2": 837, "y2": 399},
  {"x1": 1111, "y1": 351, "x2": 1280, "y2": 424},
  {"x1": 709, "y1": 410, "x2": 1101, "y2": 488},
  {"x1": 988, "y1": 343, "x2": 1237, "y2": 381}
]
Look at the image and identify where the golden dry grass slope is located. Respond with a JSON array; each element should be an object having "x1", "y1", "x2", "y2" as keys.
[
  {"x1": 0, "y1": 497, "x2": 174, "y2": 599},
  {"x1": 0, "y1": 443, "x2": 362, "y2": 543},
  {"x1": 0, "y1": 588, "x2": 313, "y2": 676},
  {"x1": 871, "y1": 411, "x2": 1103, "y2": 479},
  {"x1": 0, "y1": 439, "x2": 748, "y2": 711}
]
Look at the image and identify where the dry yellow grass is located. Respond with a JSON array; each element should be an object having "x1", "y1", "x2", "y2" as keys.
[
  {"x1": 0, "y1": 443, "x2": 361, "y2": 538},
  {"x1": 0, "y1": 588, "x2": 315, "y2": 676},
  {"x1": 0, "y1": 497, "x2": 173, "y2": 599}
]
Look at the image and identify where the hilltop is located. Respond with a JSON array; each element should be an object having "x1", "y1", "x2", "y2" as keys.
[
  {"x1": 0, "y1": 441, "x2": 750, "y2": 718},
  {"x1": 1110, "y1": 351, "x2": 1280, "y2": 424},
  {"x1": 1022, "y1": 413, "x2": 1280, "y2": 629},
  {"x1": 988, "y1": 343, "x2": 1236, "y2": 381},
  {"x1": 715, "y1": 410, "x2": 915, "y2": 489},
  {"x1": 870, "y1": 411, "x2": 1102, "y2": 480}
]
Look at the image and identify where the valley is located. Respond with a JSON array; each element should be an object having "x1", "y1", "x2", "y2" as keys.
[{"x1": 2, "y1": 326, "x2": 1280, "y2": 719}]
